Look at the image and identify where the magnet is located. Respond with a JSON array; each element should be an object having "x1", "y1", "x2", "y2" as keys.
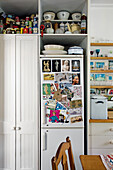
[
  {"x1": 52, "y1": 60, "x2": 61, "y2": 72},
  {"x1": 43, "y1": 84, "x2": 51, "y2": 95},
  {"x1": 42, "y1": 60, "x2": 51, "y2": 72},
  {"x1": 43, "y1": 74, "x2": 54, "y2": 80}
]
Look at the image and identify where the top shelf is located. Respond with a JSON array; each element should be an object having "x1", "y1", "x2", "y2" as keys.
[{"x1": 91, "y1": 43, "x2": 113, "y2": 46}]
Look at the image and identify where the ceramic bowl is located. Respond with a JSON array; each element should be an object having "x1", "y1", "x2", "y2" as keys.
[
  {"x1": 46, "y1": 28, "x2": 54, "y2": 34},
  {"x1": 44, "y1": 45, "x2": 64, "y2": 50},
  {"x1": 44, "y1": 12, "x2": 55, "y2": 20},
  {"x1": 72, "y1": 13, "x2": 81, "y2": 21},
  {"x1": 57, "y1": 11, "x2": 70, "y2": 20}
]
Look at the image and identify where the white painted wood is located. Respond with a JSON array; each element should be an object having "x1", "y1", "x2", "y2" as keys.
[
  {"x1": 89, "y1": 123, "x2": 113, "y2": 136},
  {"x1": 16, "y1": 35, "x2": 38, "y2": 170},
  {"x1": 89, "y1": 149, "x2": 113, "y2": 155},
  {"x1": 89, "y1": 136, "x2": 113, "y2": 149},
  {"x1": 0, "y1": 35, "x2": 15, "y2": 170},
  {"x1": 41, "y1": 128, "x2": 84, "y2": 170}
]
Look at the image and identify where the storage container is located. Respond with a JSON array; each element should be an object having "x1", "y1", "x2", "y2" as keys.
[{"x1": 90, "y1": 95, "x2": 107, "y2": 119}]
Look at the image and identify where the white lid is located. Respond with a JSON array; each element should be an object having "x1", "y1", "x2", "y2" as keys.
[
  {"x1": 90, "y1": 94, "x2": 107, "y2": 100},
  {"x1": 69, "y1": 46, "x2": 82, "y2": 49}
]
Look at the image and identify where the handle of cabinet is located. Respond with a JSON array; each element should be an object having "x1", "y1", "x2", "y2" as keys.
[
  {"x1": 43, "y1": 131, "x2": 47, "y2": 151},
  {"x1": 16, "y1": 127, "x2": 21, "y2": 130},
  {"x1": 109, "y1": 140, "x2": 113, "y2": 144},
  {"x1": 109, "y1": 128, "x2": 113, "y2": 131},
  {"x1": 12, "y1": 127, "x2": 16, "y2": 130}
]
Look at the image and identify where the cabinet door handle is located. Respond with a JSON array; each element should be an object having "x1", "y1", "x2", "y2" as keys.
[
  {"x1": 12, "y1": 127, "x2": 16, "y2": 130},
  {"x1": 16, "y1": 127, "x2": 21, "y2": 130},
  {"x1": 109, "y1": 128, "x2": 113, "y2": 131},
  {"x1": 109, "y1": 140, "x2": 113, "y2": 144},
  {"x1": 43, "y1": 132, "x2": 47, "y2": 151}
]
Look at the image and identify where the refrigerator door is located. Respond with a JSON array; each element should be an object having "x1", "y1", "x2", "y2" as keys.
[
  {"x1": 40, "y1": 57, "x2": 84, "y2": 128},
  {"x1": 41, "y1": 128, "x2": 84, "y2": 170}
]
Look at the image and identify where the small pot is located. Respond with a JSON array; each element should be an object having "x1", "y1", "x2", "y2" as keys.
[
  {"x1": 57, "y1": 11, "x2": 70, "y2": 20},
  {"x1": 72, "y1": 12, "x2": 81, "y2": 21}
]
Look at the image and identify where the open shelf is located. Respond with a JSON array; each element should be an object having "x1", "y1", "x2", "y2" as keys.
[
  {"x1": 40, "y1": 54, "x2": 83, "y2": 58},
  {"x1": 91, "y1": 70, "x2": 113, "y2": 73},
  {"x1": 90, "y1": 86, "x2": 113, "y2": 89},
  {"x1": 90, "y1": 57, "x2": 113, "y2": 60},
  {"x1": 91, "y1": 43, "x2": 113, "y2": 46},
  {"x1": 42, "y1": 20, "x2": 81, "y2": 22},
  {"x1": 89, "y1": 119, "x2": 113, "y2": 123},
  {"x1": 41, "y1": 34, "x2": 87, "y2": 45}
]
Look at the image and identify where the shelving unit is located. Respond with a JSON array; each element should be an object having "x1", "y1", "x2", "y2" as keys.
[
  {"x1": 91, "y1": 70, "x2": 113, "y2": 73},
  {"x1": 91, "y1": 57, "x2": 113, "y2": 60},
  {"x1": 90, "y1": 86, "x2": 113, "y2": 89},
  {"x1": 91, "y1": 43, "x2": 113, "y2": 46}
]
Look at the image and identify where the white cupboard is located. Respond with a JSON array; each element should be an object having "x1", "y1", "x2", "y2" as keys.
[{"x1": 0, "y1": 35, "x2": 38, "y2": 170}]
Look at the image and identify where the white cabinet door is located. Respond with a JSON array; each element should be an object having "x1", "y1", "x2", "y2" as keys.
[
  {"x1": 16, "y1": 35, "x2": 38, "y2": 170},
  {"x1": 0, "y1": 35, "x2": 15, "y2": 170},
  {"x1": 41, "y1": 128, "x2": 84, "y2": 170}
]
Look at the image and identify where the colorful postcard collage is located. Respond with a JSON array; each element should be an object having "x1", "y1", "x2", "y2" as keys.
[{"x1": 42, "y1": 59, "x2": 83, "y2": 124}]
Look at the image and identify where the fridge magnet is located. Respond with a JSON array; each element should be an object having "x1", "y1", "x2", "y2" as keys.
[
  {"x1": 43, "y1": 84, "x2": 51, "y2": 95},
  {"x1": 62, "y1": 60, "x2": 70, "y2": 72},
  {"x1": 70, "y1": 100, "x2": 82, "y2": 109},
  {"x1": 43, "y1": 74, "x2": 54, "y2": 80},
  {"x1": 95, "y1": 74, "x2": 106, "y2": 81},
  {"x1": 70, "y1": 116, "x2": 82, "y2": 123},
  {"x1": 72, "y1": 86, "x2": 82, "y2": 99},
  {"x1": 42, "y1": 60, "x2": 51, "y2": 72},
  {"x1": 72, "y1": 60, "x2": 80, "y2": 72},
  {"x1": 72, "y1": 73, "x2": 80, "y2": 85},
  {"x1": 55, "y1": 73, "x2": 72, "y2": 83},
  {"x1": 52, "y1": 60, "x2": 61, "y2": 72},
  {"x1": 49, "y1": 110, "x2": 60, "y2": 123},
  {"x1": 90, "y1": 74, "x2": 94, "y2": 81},
  {"x1": 53, "y1": 89, "x2": 62, "y2": 101}
]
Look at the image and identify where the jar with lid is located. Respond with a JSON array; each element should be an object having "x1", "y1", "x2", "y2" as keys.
[{"x1": 81, "y1": 14, "x2": 87, "y2": 34}]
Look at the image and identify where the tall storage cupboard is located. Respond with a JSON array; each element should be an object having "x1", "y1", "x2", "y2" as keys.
[{"x1": 0, "y1": 35, "x2": 39, "y2": 170}]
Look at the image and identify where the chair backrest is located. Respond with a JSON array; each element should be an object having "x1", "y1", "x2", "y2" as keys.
[{"x1": 51, "y1": 137, "x2": 76, "y2": 170}]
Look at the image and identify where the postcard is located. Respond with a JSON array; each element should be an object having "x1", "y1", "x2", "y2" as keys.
[
  {"x1": 95, "y1": 74, "x2": 106, "y2": 81},
  {"x1": 72, "y1": 73, "x2": 80, "y2": 85},
  {"x1": 62, "y1": 60, "x2": 70, "y2": 72},
  {"x1": 90, "y1": 61, "x2": 94, "y2": 70},
  {"x1": 55, "y1": 73, "x2": 72, "y2": 83},
  {"x1": 43, "y1": 74, "x2": 54, "y2": 80},
  {"x1": 49, "y1": 110, "x2": 60, "y2": 123},
  {"x1": 90, "y1": 74, "x2": 94, "y2": 81},
  {"x1": 43, "y1": 84, "x2": 51, "y2": 95},
  {"x1": 52, "y1": 60, "x2": 61, "y2": 72},
  {"x1": 70, "y1": 100, "x2": 82, "y2": 109},
  {"x1": 72, "y1": 60, "x2": 80, "y2": 72},
  {"x1": 72, "y1": 86, "x2": 82, "y2": 98},
  {"x1": 42, "y1": 60, "x2": 51, "y2": 72},
  {"x1": 70, "y1": 116, "x2": 82, "y2": 123}
]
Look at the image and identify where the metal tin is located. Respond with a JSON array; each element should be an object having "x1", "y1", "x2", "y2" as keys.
[
  {"x1": 16, "y1": 28, "x2": 20, "y2": 34},
  {"x1": 21, "y1": 28, "x2": 24, "y2": 34},
  {"x1": 29, "y1": 21, "x2": 32, "y2": 28},
  {"x1": 23, "y1": 28, "x2": 28, "y2": 34},
  {"x1": 33, "y1": 27, "x2": 38, "y2": 34},
  {"x1": 29, "y1": 27, "x2": 33, "y2": 34},
  {"x1": 11, "y1": 29, "x2": 16, "y2": 34}
]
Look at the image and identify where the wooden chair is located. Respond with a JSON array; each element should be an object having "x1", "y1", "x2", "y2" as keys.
[{"x1": 51, "y1": 137, "x2": 76, "y2": 170}]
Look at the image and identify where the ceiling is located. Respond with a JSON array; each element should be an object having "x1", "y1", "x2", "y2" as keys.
[{"x1": 0, "y1": 0, "x2": 38, "y2": 16}]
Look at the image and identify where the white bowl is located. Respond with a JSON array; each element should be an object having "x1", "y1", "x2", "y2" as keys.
[
  {"x1": 44, "y1": 45, "x2": 64, "y2": 50},
  {"x1": 42, "y1": 50, "x2": 67, "y2": 55},
  {"x1": 72, "y1": 13, "x2": 81, "y2": 21},
  {"x1": 44, "y1": 12, "x2": 55, "y2": 20},
  {"x1": 57, "y1": 11, "x2": 70, "y2": 20}
]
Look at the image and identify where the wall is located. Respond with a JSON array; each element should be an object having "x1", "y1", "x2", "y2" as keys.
[{"x1": 90, "y1": 4, "x2": 113, "y2": 41}]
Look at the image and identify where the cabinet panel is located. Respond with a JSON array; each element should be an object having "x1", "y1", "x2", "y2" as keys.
[
  {"x1": 41, "y1": 128, "x2": 84, "y2": 170},
  {"x1": 89, "y1": 136, "x2": 113, "y2": 149},
  {"x1": 89, "y1": 123, "x2": 113, "y2": 136},
  {"x1": 89, "y1": 149, "x2": 113, "y2": 155},
  {"x1": 0, "y1": 35, "x2": 15, "y2": 170},
  {"x1": 16, "y1": 35, "x2": 38, "y2": 170}
]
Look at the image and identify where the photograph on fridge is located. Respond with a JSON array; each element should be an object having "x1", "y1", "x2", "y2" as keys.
[{"x1": 62, "y1": 60, "x2": 70, "y2": 72}]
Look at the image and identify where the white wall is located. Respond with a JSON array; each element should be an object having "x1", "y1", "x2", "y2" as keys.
[{"x1": 90, "y1": 5, "x2": 113, "y2": 41}]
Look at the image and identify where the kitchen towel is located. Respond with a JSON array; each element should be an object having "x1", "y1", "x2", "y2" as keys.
[{"x1": 100, "y1": 155, "x2": 113, "y2": 170}]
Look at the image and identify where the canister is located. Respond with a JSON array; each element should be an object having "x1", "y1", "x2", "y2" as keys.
[{"x1": 90, "y1": 95, "x2": 107, "y2": 119}]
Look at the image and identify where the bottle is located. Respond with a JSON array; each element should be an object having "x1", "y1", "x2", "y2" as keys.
[
  {"x1": 60, "y1": 22, "x2": 64, "y2": 33},
  {"x1": 81, "y1": 14, "x2": 87, "y2": 34},
  {"x1": 0, "y1": 20, "x2": 3, "y2": 34}
]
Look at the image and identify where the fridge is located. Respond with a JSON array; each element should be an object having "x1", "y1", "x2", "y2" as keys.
[{"x1": 40, "y1": 56, "x2": 84, "y2": 170}]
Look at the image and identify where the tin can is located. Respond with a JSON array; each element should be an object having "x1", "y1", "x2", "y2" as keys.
[
  {"x1": 33, "y1": 27, "x2": 38, "y2": 34},
  {"x1": 23, "y1": 28, "x2": 28, "y2": 34},
  {"x1": 25, "y1": 17, "x2": 29, "y2": 26},
  {"x1": 20, "y1": 27, "x2": 24, "y2": 34},
  {"x1": 29, "y1": 27, "x2": 33, "y2": 34},
  {"x1": 15, "y1": 16, "x2": 20, "y2": 26},
  {"x1": 33, "y1": 21, "x2": 37, "y2": 27},
  {"x1": 0, "y1": 20, "x2": 3, "y2": 34},
  {"x1": 16, "y1": 28, "x2": 20, "y2": 34},
  {"x1": 29, "y1": 21, "x2": 32, "y2": 28}
]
